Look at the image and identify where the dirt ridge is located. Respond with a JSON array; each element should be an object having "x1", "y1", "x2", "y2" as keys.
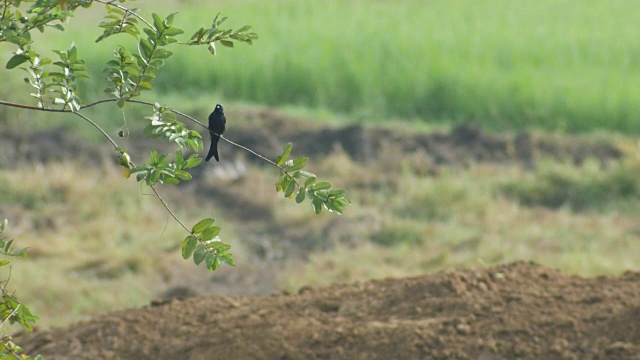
[{"x1": 20, "y1": 261, "x2": 640, "y2": 359}]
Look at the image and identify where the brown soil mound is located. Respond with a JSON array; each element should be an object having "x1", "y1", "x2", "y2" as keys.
[{"x1": 20, "y1": 262, "x2": 640, "y2": 359}]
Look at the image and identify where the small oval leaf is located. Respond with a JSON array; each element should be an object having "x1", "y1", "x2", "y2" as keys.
[
  {"x1": 192, "y1": 218, "x2": 215, "y2": 234},
  {"x1": 6, "y1": 54, "x2": 29, "y2": 69}
]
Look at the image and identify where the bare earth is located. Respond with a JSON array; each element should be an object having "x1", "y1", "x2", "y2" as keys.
[{"x1": 19, "y1": 261, "x2": 640, "y2": 359}]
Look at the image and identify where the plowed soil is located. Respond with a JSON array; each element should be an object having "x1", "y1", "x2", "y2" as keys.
[{"x1": 20, "y1": 262, "x2": 640, "y2": 359}]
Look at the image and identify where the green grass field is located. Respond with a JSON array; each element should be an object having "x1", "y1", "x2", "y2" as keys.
[
  {"x1": 58, "y1": 0, "x2": 640, "y2": 132},
  {"x1": 3, "y1": 0, "x2": 639, "y2": 133}
]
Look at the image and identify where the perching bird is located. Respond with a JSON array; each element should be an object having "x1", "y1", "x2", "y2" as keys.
[{"x1": 205, "y1": 104, "x2": 226, "y2": 162}]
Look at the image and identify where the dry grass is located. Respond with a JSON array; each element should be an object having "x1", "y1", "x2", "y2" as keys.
[
  {"x1": 280, "y1": 152, "x2": 640, "y2": 291},
  {"x1": 1, "y1": 131, "x2": 639, "y2": 327}
]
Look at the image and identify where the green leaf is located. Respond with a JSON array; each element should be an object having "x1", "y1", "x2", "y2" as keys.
[
  {"x1": 166, "y1": 13, "x2": 176, "y2": 26},
  {"x1": 201, "y1": 226, "x2": 221, "y2": 241},
  {"x1": 220, "y1": 254, "x2": 236, "y2": 266},
  {"x1": 174, "y1": 149, "x2": 184, "y2": 166},
  {"x1": 0, "y1": 260, "x2": 10, "y2": 267},
  {"x1": 275, "y1": 171, "x2": 286, "y2": 192},
  {"x1": 138, "y1": 81, "x2": 152, "y2": 90},
  {"x1": 297, "y1": 170, "x2": 316, "y2": 179},
  {"x1": 304, "y1": 176, "x2": 317, "y2": 187},
  {"x1": 277, "y1": 143, "x2": 292, "y2": 166},
  {"x1": 6, "y1": 54, "x2": 29, "y2": 69},
  {"x1": 3, "y1": 240, "x2": 13, "y2": 253},
  {"x1": 312, "y1": 197, "x2": 323, "y2": 214},
  {"x1": 181, "y1": 235, "x2": 197, "y2": 259},
  {"x1": 68, "y1": 43, "x2": 78, "y2": 62},
  {"x1": 152, "y1": 13, "x2": 164, "y2": 32},
  {"x1": 153, "y1": 48, "x2": 173, "y2": 59},
  {"x1": 12, "y1": 248, "x2": 28, "y2": 257},
  {"x1": 312, "y1": 181, "x2": 332, "y2": 191},
  {"x1": 209, "y1": 242, "x2": 231, "y2": 253},
  {"x1": 107, "y1": 6, "x2": 124, "y2": 15},
  {"x1": 295, "y1": 187, "x2": 306, "y2": 204},
  {"x1": 139, "y1": 38, "x2": 153, "y2": 60},
  {"x1": 150, "y1": 149, "x2": 159, "y2": 164},
  {"x1": 175, "y1": 170, "x2": 192, "y2": 181},
  {"x1": 206, "y1": 253, "x2": 221, "y2": 272},
  {"x1": 315, "y1": 190, "x2": 329, "y2": 201},
  {"x1": 192, "y1": 218, "x2": 215, "y2": 234},
  {"x1": 287, "y1": 157, "x2": 308, "y2": 172},
  {"x1": 306, "y1": 188, "x2": 316, "y2": 199},
  {"x1": 328, "y1": 189, "x2": 346, "y2": 197},
  {"x1": 163, "y1": 176, "x2": 180, "y2": 185},
  {"x1": 330, "y1": 200, "x2": 344, "y2": 215},
  {"x1": 220, "y1": 39, "x2": 234, "y2": 48},
  {"x1": 193, "y1": 244, "x2": 207, "y2": 265},
  {"x1": 183, "y1": 156, "x2": 202, "y2": 169},
  {"x1": 284, "y1": 180, "x2": 296, "y2": 198},
  {"x1": 143, "y1": 28, "x2": 156, "y2": 39},
  {"x1": 163, "y1": 27, "x2": 184, "y2": 36}
]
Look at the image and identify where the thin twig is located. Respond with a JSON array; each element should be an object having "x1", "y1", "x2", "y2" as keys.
[
  {"x1": 1, "y1": 0, "x2": 8, "y2": 21},
  {"x1": 94, "y1": 0, "x2": 154, "y2": 29},
  {"x1": 80, "y1": 98, "x2": 120, "y2": 109},
  {"x1": 125, "y1": 100, "x2": 282, "y2": 167},
  {"x1": 221, "y1": 135, "x2": 279, "y2": 166},
  {"x1": 149, "y1": 184, "x2": 190, "y2": 233},
  {"x1": 0, "y1": 99, "x2": 82, "y2": 112},
  {"x1": 0, "y1": 103, "x2": 117, "y2": 148},
  {"x1": 0, "y1": 304, "x2": 19, "y2": 330},
  {"x1": 0, "y1": 98, "x2": 283, "y2": 167},
  {"x1": 0, "y1": 98, "x2": 286, "y2": 170},
  {"x1": 72, "y1": 111, "x2": 118, "y2": 148}
]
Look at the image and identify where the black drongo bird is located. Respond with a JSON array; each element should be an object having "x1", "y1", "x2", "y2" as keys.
[{"x1": 205, "y1": 104, "x2": 226, "y2": 162}]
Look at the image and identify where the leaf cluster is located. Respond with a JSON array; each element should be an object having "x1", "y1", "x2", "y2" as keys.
[
  {"x1": 95, "y1": 3, "x2": 140, "y2": 42},
  {"x1": 143, "y1": 103, "x2": 204, "y2": 152},
  {"x1": 131, "y1": 149, "x2": 201, "y2": 186},
  {"x1": 275, "y1": 143, "x2": 351, "y2": 214},
  {"x1": 127, "y1": 102, "x2": 204, "y2": 185},
  {"x1": 7, "y1": 43, "x2": 88, "y2": 110},
  {"x1": 182, "y1": 218, "x2": 235, "y2": 272},
  {"x1": 2, "y1": 1, "x2": 91, "y2": 110},
  {"x1": 0, "y1": 220, "x2": 41, "y2": 359},
  {"x1": 0, "y1": 0, "x2": 90, "y2": 46},
  {"x1": 187, "y1": 13, "x2": 258, "y2": 54},
  {"x1": 102, "y1": 12, "x2": 183, "y2": 106}
]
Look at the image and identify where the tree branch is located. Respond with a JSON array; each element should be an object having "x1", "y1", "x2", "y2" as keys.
[
  {"x1": 1, "y1": 0, "x2": 8, "y2": 21},
  {"x1": 0, "y1": 98, "x2": 196, "y2": 237},
  {"x1": 0, "y1": 98, "x2": 286, "y2": 167},
  {"x1": 149, "y1": 184, "x2": 190, "y2": 233},
  {"x1": 94, "y1": 0, "x2": 154, "y2": 29},
  {"x1": 72, "y1": 111, "x2": 118, "y2": 148}
]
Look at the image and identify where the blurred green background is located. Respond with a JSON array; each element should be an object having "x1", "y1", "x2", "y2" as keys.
[{"x1": 4, "y1": 0, "x2": 640, "y2": 132}]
